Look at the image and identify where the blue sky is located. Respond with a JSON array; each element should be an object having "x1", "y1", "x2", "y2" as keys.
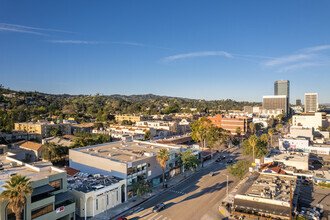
[{"x1": 1, "y1": 0, "x2": 330, "y2": 103}]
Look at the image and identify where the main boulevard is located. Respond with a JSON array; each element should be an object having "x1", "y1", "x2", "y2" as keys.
[{"x1": 117, "y1": 146, "x2": 251, "y2": 220}]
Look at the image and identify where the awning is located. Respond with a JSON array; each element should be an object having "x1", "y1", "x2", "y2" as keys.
[
  {"x1": 55, "y1": 191, "x2": 74, "y2": 205},
  {"x1": 234, "y1": 198, "x2": 290, "y2": 217},
  {"x1": 32, "y1": 184, "x2": 55, "y2": 196}
]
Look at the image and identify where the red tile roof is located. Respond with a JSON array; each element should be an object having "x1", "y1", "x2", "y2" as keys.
[{"x1": 63, "y1": 166, "x2": 80, "y2": 176}]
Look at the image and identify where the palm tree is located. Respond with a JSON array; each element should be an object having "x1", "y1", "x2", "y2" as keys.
[
  {"x1": 260, "y1": 133, "x2": 269, "y2": 146},
  {"x1": 248, "y1": 135, "x2": 258, "y2": 164},
  {"x1": 0, "y1": 175, "x2": 33, "y2": 220},
  {"x1": 235, "y1": 127, "x2": 242, "y2": 143},
  {"x1": 191, "y1": 117, "x2": 211, "y2": 167},
  {"x1": 268, "y1": 128, "x2": 274, "y2": 148},
  {"x1": 249, "y1": 122, "x2": 255, "y2": 135},
  {"x1": 157, "y1": 149, "x2": 169, "y2": 188}
]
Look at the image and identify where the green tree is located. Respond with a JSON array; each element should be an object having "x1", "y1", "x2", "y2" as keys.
[
  {"x1": 144, "y1": 131, "x2": 151, "y2": 140},
  {"x1": 260, "y1": 133, "x2": 269, "y2": 145},
  {"x1": 157, "y1": 149, "x2": 169, "y2": 188},
  {"x1": 50, "y1": 128, "x2": 61, "y2": 137},
  {"x1": 0, "y1": 175, "x2": 33, "y2": 220},
  {"x1": 181, "y1": 149, "x2": 199, "y2": 171},
  {"x1": 327, "y1": 126, "x2": 330, "y2": 132},
  {"x1": 206, "y1": 126, "x2": 227, "y2": 149},
  {"x1": 248, "y1": 135, "x2": 258, "y2": 163},
  {"x1": 242, "y1": 138, "x2": 268, "y2": 159},
  {"x1": 275, "y1": 123, "x2": 283, "y2": 132},
  {"x1": 227, "y1": 160, "x2": 250, "y2": 180},
  {"x1": 249, "y1": 122, "x2": 255, "y2": 134},
  {"x1": 190, "y1": 117, "x2": 211, "y2": 167},
  {"x1": 132, "y1": 181, "x2": 152, "y2": 198},
  {"x1": 268, "y1": 128, "x2": 274, "y2": 148}
]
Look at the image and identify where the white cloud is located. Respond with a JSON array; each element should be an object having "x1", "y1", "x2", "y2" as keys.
[
  {"x1": 264, "y1": 54, "x2": 314, "y2": 67},
  {"x1": 47, "y1": 40, "x2": 104, "y2": 44},
  {"x1": 302, "y1": 45, "x2": 330, "y2": 53},
  {"x1": 278, "y1": 62, "x2": 319, "y2": 72},
  {"x1": 0, "y1": 23, "x2": 73, "y2": 36},
  {"x1": 162, "y1": 51, "x2": 232, "y2": 63}
]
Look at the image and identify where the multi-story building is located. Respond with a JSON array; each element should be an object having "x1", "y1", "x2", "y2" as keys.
[
  {"x1": 292, "y1": 112, "x2": 328, "y2": 131},
  {"x1": 69, "y1": 140, "x2": 192, "y2": 200},
  {"x1": 207, "y1": 115, "x2": 252, "y2": 135},
  {"x1": 0, "y1": 131, "x2": 39, "y2": 144},
  {"x1": 296, "y1": 99, "x2": 302, "y2": 106},
  {"x1": 274, "y1": 80, "x2": 290, "y2": 103},
  {"x1": 263, "y1": 95, "x2": 288, "y2": 116},
  {"x1": 115, "y1": 115, "x2": 151, "y2": 123},
  {"x1": 305, "y1": 93, "x2": 318, "y2": 113},
  {"x1": 14, "y1": 122, "x2": 71, "y2": 138},
  {"x1": 0, "y1": 154, "x2": 75, "y2": 220},
  {"x1": 68, "y1": 172, "x2": 125, "y2": 218}
]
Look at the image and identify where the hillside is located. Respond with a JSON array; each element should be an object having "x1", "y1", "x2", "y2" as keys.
[{"x1": 0, "y1": 85, "x2": 261, "y2": 131}]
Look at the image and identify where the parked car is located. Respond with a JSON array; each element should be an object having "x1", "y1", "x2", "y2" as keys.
[
  {"x1": 227, "y1": 159, "x2": 233, "y2": 164},
  {"x1": 117, "y1": 218, "x2": 127, "y2": 220},
  {"x1": 153, "y1": 203, "x2": 165, "y2": 212}
]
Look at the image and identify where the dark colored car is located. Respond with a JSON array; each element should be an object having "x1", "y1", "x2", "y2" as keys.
[
  {"x1": 153, "y1": 203, "x2": 165, "y2": 212},
  {"x1": 215, "y1": 158, "x2": 221, "y2": 162},
  {"x1": 227, "y1": 159, "x2": 233, "y2": 164}
]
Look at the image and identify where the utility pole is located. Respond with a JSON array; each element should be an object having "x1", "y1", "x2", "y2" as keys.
[
  {"x1": 289, "y1": 180, "x2": 293, "y2": 220},
  {"x1": 226, "y1": 175, "x2": 229, "y2": 198}
]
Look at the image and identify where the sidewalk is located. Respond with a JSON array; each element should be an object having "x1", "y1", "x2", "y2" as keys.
[{"x1": 93, "y1": 156, "x2": 219, "y2": 220}]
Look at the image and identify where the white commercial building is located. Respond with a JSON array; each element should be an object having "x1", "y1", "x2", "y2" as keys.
[{"x1": 292, "y1": 112, "x2": 328, "y2": 131}]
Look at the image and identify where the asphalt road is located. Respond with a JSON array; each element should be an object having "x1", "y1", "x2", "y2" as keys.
[{"x1": 118, "y1": 147, "x2": 249, "y2": 220}]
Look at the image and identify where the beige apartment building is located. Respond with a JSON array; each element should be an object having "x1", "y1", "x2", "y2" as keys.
[
  {"x1": 115, "y1": 115, "x2": 151, "y2": 123},
  {"x1": 15, "y1": 122, "x2": 71, "y2": 138}
]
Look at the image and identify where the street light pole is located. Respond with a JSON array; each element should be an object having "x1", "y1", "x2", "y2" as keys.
[{"x1": 222, "y1": 174, "x2": 229, "y2": 199}]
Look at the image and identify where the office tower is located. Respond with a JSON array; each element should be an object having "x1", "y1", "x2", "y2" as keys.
[
  {"x1": 263, "y1": 95, "x2": 288, "y2": 116},
  {"x1": 274, "y1": 80, "x2": 290, "y2": 104},
  {"x1": 296, "y1": 99, "x2": 302, "y2": 106},
  {"x1": 305, "y1": 93, "x2": 318, "y2": 113}
]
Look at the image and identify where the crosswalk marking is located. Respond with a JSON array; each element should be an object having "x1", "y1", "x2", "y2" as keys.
[
  {"x1": 154, "y1": 215, "x2": 163, "y2": 220},
  {"x1": 147, "y1": 213, "x2": 158, "y2": 220},
  {"x1": 168, "y1": 189, "x2": 185, "y2": 195}
]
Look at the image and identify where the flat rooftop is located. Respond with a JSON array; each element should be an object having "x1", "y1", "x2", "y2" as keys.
[
  {"x1": 241, "y1": 173, "x2": 296, "y2": 202},
  {"x1": 0, "y1": 155, "x2": 63, "y2": 190},
  {"x1": 72, "y1": 141, "x2": 181, "y2": 163},
  {"x1": 67, "y1": 172, "x2": 122, "y2": 193},
  {"x1": 273, "y1": 152, "x2": 309, "y2": 163}
]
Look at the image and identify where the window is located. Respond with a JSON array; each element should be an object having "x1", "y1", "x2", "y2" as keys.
[
  {"x1": 31, "y1": 204, "x2": 53, "y2": 219},
  {"x1": 107, "y1": 195, "x2": 109, "y2": 205},
  {"x1": 49, "y1": 179, "x2": 62, "y2": 191},
  {"x1": 96, "y1": 199, "x2": 98, "y2": 210},
  {"x1": 116, "y1": 191, "x2": 118, "y2": 201}
]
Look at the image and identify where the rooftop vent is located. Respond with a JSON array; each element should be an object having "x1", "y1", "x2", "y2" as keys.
[
  {"x1": 95, "y1": 149, "x2": 100, "y2": 153},
  {"x1": 108, "y1": 153, "x2": 112, "y2": 157},
  {"x1": 130, "y1": 156, "x2": 137, "y2": 160}
]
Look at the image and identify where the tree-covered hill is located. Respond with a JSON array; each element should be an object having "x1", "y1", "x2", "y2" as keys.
[{"x1": 0, "y1": 84, "x2": 261, "y2": 131}]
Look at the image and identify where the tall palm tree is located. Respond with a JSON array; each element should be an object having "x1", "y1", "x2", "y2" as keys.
[
  {"x1": 249, "y1": 122, "x2": 255, "y2": 135},
  {"x1": 268, "y1": 128, "x2": 274, "y2": 148},
  {"x1": 157, "y1": 149, "x2": 169, "y2": 188},
  {"x1": 248, "y1": 135, "x2": 258, "y2": 164},
  {"x1": 0, "y1": 175, "x2": 33, "y2": 220},
  {"x1": 191, "y1": 117, "x2": 211, "y2": 167},
  {"x1": 235, "y1": 127, "x2": 242, "y2": 144}
]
